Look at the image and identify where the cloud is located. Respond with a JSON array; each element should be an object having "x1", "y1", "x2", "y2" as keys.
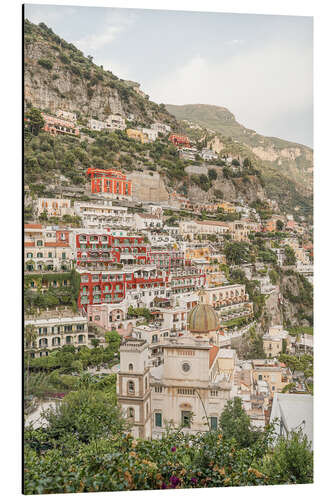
[
  {"x1": 75, "y1": 11, "x2": 136, "y2": 53},
  {"x1": 25, "y1": 5, "x2": 77, "y2": 26},
  {"x1": 225, "y1": 39, "x2": 245, "y2": 45},
  {"x1": 75, "y1": 25, "x2": 124, "y2": 53},
  {"x1": 147, "y1": 41, "x2": 312, "y2": 138}
]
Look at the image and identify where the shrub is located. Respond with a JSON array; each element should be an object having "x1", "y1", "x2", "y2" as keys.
[{"x1": 38, "y1": 58, "x2": 53, "y2": 70}]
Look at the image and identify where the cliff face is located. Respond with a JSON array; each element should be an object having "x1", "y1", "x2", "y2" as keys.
[
  {"x1": 185, "y1": 173, "x2": 265, "y2": 204},
  {"x1": 166, "y1": 104, "x2": 313, "y2": 217},
  {"x1": 24, "y1": 20, "x2": 176, "y2": 126}
]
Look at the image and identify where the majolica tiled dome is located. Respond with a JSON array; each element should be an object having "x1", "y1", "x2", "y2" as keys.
[{"x1": 188, "y1": 302, "x2": 219, "y2": 333}]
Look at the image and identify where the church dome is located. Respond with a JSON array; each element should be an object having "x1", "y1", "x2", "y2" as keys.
[{"x1": 188, "y1": 302, "x2": 219, "y2": 333}]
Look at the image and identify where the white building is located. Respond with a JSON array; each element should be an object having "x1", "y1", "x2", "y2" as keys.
[
  {"x1": 200, "y1": 148, "x2": 218, "y2": 161},
  {"x1": 106, "y1": 114, "x2": 126, "y2": 131},
  {"x1": 134, "y1": 213, "x2": 163, "y2": 230},
  {"x1": 179, "y1": 147, "x2": 197, "y2": 161},
  {"x1": 56, "y1": 109, "x2": 77, "y2": 122},
  {"x1": 88, "y1": 118, "x2": 107, "y2": 131},
  {"x1": 151, "y1": 122, "x2": 171, "y2": 135},
  {"x1": 25, "y1": 310, "x2": 89, "y2": 357},
  {"x1": 270, "y1": 393, "x2": 313, "y2": 449},
  {"x1": 138, "y1": 127, "x2": 158, "y2": 142},
  {"x1": 74, "y1": 200, "x2": 133, "y2": 229}
]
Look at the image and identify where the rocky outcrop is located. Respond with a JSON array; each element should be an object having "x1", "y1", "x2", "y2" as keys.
[{"x1": 128, "y1": 171, "x2": 169, "y2": 202}]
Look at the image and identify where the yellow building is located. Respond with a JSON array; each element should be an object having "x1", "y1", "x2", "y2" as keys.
[
  {"x1": 185, "y1": 246, "x2": 211, "y2": 260},
  {"x1": 126, "y1": 128, "x2": 149, "y2": 144},
  {"x1": 252, "y1": 360, "x2": 292, "y2": 395}
]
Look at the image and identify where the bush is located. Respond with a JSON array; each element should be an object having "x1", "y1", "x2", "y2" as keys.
[{"x1": 38, "y1": 58, "x2": 53, "y2": 70}]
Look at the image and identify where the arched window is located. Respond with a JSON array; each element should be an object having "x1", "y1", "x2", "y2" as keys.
[
  {"x1": 128, "y1": 363, "x2": 133, "y2": 371},
  {"x1": 258, "y1": 374, "x2": 262, "y2": 381},
  {"x1": 128, "y1": 380, "x2": 135, "y2": 393}
]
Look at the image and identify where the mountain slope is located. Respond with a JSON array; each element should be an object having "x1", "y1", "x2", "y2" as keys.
[
  {"x1": 166, "y1": 104, "x2": 313, "y2": 217},
  {"x1": 24, "y1": 20, "x2": 176, "y2": 128}
]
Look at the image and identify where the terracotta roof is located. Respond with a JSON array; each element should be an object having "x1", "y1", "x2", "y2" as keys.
[
  {"x1": 44, "y1": 242, "x2": 69, "y2": 247},
  {"x1": 137, "y1": 213, "x2": 160, "y2": 220},
  {"x1": 196, "y1": 220, "x2": 229, "y2": 228},
  {"x1": 24, "y1": 224, "x2": 42, "y2": 229},
  {"x1": 209, "y1": 345, "x2": 219, "y2": 368}
]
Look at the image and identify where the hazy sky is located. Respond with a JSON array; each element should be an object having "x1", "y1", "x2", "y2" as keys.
[{"x1": 25, "y1": 4, "x2": 313, "y2": 147}]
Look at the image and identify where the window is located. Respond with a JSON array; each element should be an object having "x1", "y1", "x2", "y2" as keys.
[
  {"x1": 145, "y1": 377, "x2": 148, "y2": 390},
  {"x1": 182, "y1": 362, "x2": 191, "y2": 373},
  {"x1": 181, "y1": 411, "x2": 191, "y2": 428},
  {"x1": 37, "y1": 252, "x2": 43, "y2": 258},
  {"x1": 128, "y1": 363, "x2": 133, "y2": 371},
  {"x1": 155, "y1": 412, "x2": 162, "y2": 427},
  {"x1": 210, "y1": 417, "x2": 218, "y2": 430},
  {"x1": 26, "y1": 253, "x2": 33, "y2": 258},
  {"x1": 154, "y1": 386, "x2": 163, "y2": 393},
  {"x1": 62, "y1": 252, "x2": 66, "y2": 259},
  {"x1": 37, "y1": 240, "x2": 43, "y2": 246},
  {"x1": 258, "y1": 374, "x2": 262, "y2": 381},
  {"x1": 210, "y1": 390, "x2": 219, "y2": 397},
  {"x1": 128, "y1": 381, "x2": 135, "y2": 393},
  {"x1": 177, "y1": 388, "x2": 194, "y2": 395},
  {"x1": 128, "y1": 407, "x2": 134, "y2": 418}
]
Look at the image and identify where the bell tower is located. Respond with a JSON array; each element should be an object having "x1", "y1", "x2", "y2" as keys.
[{"x1": 117, "y1": 338, "x2": 152, "y2": 439}]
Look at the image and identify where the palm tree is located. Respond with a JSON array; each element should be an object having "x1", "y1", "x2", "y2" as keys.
[{"x1": 24, "y1": 323, "x2": 37, "y2": 398}]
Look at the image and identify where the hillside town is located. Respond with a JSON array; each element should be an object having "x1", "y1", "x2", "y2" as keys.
[
  {"x1": 23, "y1": 17, "x2": 313, "y2": 494},
  {"x1": 24, "y1": 103, "x2": 313, "y2": 440}
]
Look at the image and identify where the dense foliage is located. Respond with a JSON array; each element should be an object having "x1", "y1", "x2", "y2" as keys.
[{"x1": 24, "y1": 396, "x2": 313, "y2": 494}]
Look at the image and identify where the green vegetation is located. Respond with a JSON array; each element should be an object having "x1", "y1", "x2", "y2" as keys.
[
  {"x1": 24, "y1": 270, "x2": 80, "y2": 313},
  {"x1": 24, "y1": 394, "x2": 312, "y2": 493},
  {"x1": 224, "y1": 241, "x2": 251, "y2": 265},
  {"x1": 287, "y1": 326, "x2": 313, "y2": 336},
  {"x1": 284, "y1": 245, "x2": 296, "y2": 266}
]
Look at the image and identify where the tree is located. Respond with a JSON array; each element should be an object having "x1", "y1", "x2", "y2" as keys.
[
  {"x1": 42, "y1": 389, "x2": 128, "y2": 444},
  {"x1": 219, "y1": 397, "x2": 261, "y2": 448},
  {"x1": 105, "y1": 330, "x2": 121, "y2": 350},
  {"x1": 208, "y1": 168, "x2": 217, "y2": 181},
  {"x1": 284, "y1": 245, "x2": 296, "y2": 266},
  {"x1": 24, "y1": 324, "x2": 37, "y2": 399},
  {"x1": 262, "y1": 430, "x2": 313, "y2": 484},
  {"x1": 224, "y1": 241, "x2": 250, "y2": 265},
  {"x1": 26, "y1": 108, "x2": 45, "y2": 136},
  {"x1": 276, "y1": 219, "x2": 284, "y2": 231},
  {"x1": 91, "y1": 338, "x2": 100, "y2": 348}
]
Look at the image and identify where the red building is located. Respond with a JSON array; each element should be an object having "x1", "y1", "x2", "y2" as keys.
[
  {"x1": 75, "y1": 231, "x2": 148, "y2": 269},
  {"x1": 86, "y1": 168, "x2": 132, "y2": 197},
  {"x1": 169, "y1": 134, "x2": 191, "y2": 148},
  {"x1": 148, "y1": 249, "x2": 188, "y2": 272},
  {"x1": 77, "y1": 268, "x2": 166, "y2": 310}
]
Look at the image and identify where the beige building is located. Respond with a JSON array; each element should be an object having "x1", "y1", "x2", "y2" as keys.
[
  {"x1": 25, "y1": 309, "x2": 89, "y2": 357},
  {"x1": 37, "y1": 198, "x2": 74, "y2": 218},
  {"x1": 117, "y1": 299, "x2": 237, "y2": 438},
  {"x1": 179, "y1": 220, "x2": 230, "y2": 240},
  {"x1": 262, "y1": 325, "x2": 291, "y2": 358},
  {"x1": 252, "y1": 359, "x2": 292, "y2": 396}
]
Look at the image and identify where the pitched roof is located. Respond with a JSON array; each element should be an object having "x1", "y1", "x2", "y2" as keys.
[{"x1": 209, "y1": 345, "x2": 219, "y2": 368}]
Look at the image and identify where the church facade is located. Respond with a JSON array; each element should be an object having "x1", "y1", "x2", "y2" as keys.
[{"x1": 117, "y1": 293, "x2": 237, "y2": 439}]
